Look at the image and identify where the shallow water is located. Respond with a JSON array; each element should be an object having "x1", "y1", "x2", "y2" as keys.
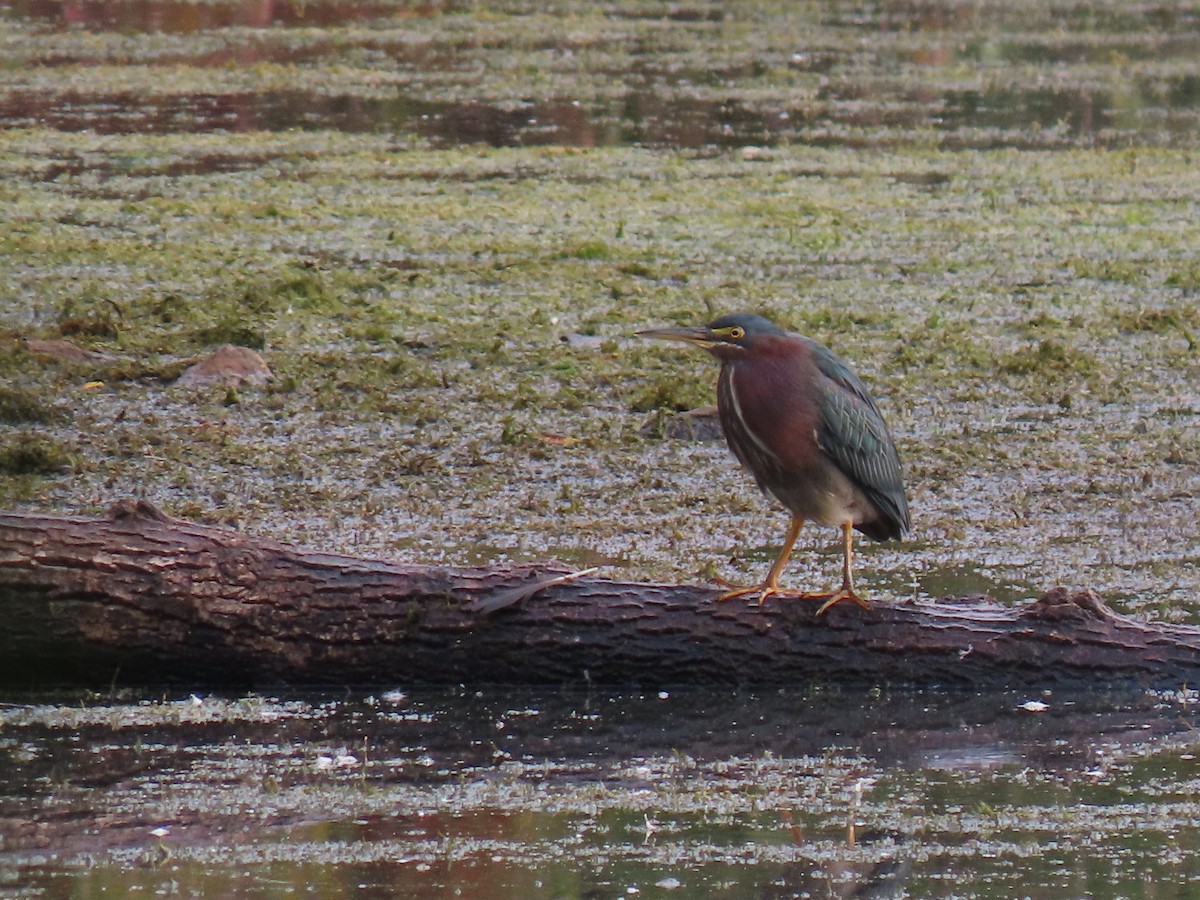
[
  {"x1": 4, "y1": 0, "x2": 1200, "y2": 148},
  {"x1": 4, "y1": 686, "x2": 1200, "y2": 897}
]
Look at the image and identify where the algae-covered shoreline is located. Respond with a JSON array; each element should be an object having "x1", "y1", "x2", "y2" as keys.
[
  {"x1": 3, "y1": 3, "x2": 1197, "y2": 616},
  {"x1": 3, "y1": 132, "x2": 1197, "y2": 616}
]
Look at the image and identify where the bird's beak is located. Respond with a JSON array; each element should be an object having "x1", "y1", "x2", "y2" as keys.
[{"x1": 635, "y1": 326, "x2": 718, "y2": 348}]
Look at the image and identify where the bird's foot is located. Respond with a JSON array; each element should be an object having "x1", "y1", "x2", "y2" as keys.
[
  {"x1": 807, "y1": 587, "x2": 872, "y2": 616},
  {"x1": 717, "y1": 583, "x2": 811, "y2": 606}
]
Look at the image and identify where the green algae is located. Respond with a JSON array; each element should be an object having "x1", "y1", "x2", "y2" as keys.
[
  {"x1": 0, "y1": 384, "x2": 62, "y2": 425},
  {"x1": 0, "y1": 2, "x2": 1198, "y2": 620},
  {"x1": 0, "y1": 434, "x2": 75, "y2": 476},
  {"x1": 3, "y1": 135, "x2": 1197, "y2": 616}
]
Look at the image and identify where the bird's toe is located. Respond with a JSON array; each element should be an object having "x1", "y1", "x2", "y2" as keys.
[{"x1": 814, "y1": 589, "x2": 872, "y2": 616}]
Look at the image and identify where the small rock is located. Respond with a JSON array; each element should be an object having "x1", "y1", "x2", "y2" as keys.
[
  {"x1": 176, "y1": 345, "x2": 272, "y2": 387},
  {"x1": 24, "y1": 338, "x2": 115, "y2": 363}
]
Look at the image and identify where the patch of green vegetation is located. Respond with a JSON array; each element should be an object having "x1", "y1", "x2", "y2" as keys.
[
  {"x1": 796, "y1": 306, "x2": 892, "y2": 335},
  {"x1": 56, "y1": 296, "x2": 123, "y2": 341},
  {"x1": 1115, "y1": 305, "x2": 1198, "y2": 349},
  {"x1": 0, "y1": 435, "x2": 75, "y2": 476},
  {"x1": 0, "y1": 386, "x2": 61, "y2": 424},
  {"x1": 629, "y1": 373, "x2": 711, "y2": 414},
  {"x1": 182, "y1": 270, "x2": 345, "y2": 350},
  {"x1": 997, "y1": 339, "x2": 1097, "y2": 380},
  {"x1": 1163, "y1": 429, "x2": 1200, "y2": 466},
  {"x1": 561, "y1": 240, "x2": 613, "y2": 260},
  {"x1": 617, "y1": 261, "x2": 657, "y2": 279},
  {"x1": 1164, "y1": 260, "x2": 1200, "y2": 291},
  {"x1": 195, "y1": 319, "x2": 266, "y2": 349},
  {"x1": 1067, "y1": 256, "x2": 1147, "y2": 284},
  {"x1": 1018, "y1": 310, "x2": 1065, "y2": 337},
  {"x1": 889, "y1": 324, "x2": 994, "y2": 376}
]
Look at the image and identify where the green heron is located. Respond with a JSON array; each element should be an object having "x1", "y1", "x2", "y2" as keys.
[{"x1": 638, "y1": 313, "x2": 910, "y2": 614}]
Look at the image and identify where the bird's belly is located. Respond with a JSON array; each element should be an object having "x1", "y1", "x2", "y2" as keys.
[{"x1": 764, "y1": 463, "x2": 870, "y2": 527}]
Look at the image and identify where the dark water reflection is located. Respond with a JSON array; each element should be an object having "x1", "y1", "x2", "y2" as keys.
[
  {"x1": 4, "y1": 82, "x2": 1198, "y2": 150},
  {"x1": 4, "y1": 0, "x2": 1200, "y2": 148},
  {"x1": 12, "y1": 0, "x2": 429, "y2": 32},
  {"x1": 4, "y1": 686, "x2": 1200, "y2": 896}
]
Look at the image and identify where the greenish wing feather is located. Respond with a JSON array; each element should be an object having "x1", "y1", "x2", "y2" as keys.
[{"x1": 807, "y1": 341, "x2": 911, "y2": 536}]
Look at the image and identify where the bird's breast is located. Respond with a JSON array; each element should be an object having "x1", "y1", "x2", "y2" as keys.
[
  {"x1": 719, "y1": 355, "x2": 871, "y2": 526},
  {"x1": 719, "y1": 355, "x2": 822, "y2": 471}
]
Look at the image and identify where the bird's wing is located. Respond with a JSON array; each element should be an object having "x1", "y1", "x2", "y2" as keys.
[{"x1": 808, "y1": 340, "x2": 911, "y2": 538}]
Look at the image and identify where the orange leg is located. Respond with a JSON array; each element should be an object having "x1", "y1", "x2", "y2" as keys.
[
  {"x1": 718, "y1": 516, "x2": 807, "y2": 605},
  {"x1": 811, "y1": 522, "x2": 872, "y2": 615}
]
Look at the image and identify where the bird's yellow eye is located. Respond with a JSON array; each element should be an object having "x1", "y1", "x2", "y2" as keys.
[{"x1": 728, "y1": 326, "x2": 745, "y2": 340}]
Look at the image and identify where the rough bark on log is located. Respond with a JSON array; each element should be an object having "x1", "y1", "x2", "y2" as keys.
[{"x1": 1, "y1": 500, "x2": 1197, "y2": 689}]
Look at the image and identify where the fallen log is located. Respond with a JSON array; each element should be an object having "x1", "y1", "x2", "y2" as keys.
[{"x1": 0, "y1": 500, "x2": 1197, "y2": 689}]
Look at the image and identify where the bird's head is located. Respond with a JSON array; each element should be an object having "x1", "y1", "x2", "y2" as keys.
[{"x1": 637, "y1": 313, "x2": 787, "y2": 361}]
